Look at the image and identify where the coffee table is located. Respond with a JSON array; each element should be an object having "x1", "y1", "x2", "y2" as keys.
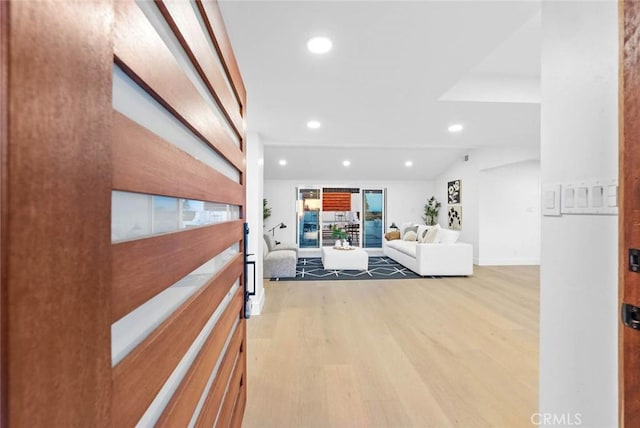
[{"x1": 321, "y1": 246, "x2": 369, "y2": 270}]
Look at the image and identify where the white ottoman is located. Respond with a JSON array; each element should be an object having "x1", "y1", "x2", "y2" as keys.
[{"x1": 321, "y1": 247, "x2": 369, "y2": 270}]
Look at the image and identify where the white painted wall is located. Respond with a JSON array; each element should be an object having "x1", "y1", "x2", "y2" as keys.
[
  {"x1": 434, "y1": 146, "x2": 539, "y2": 264},
  {"x1": 264, "y1": 179, "x2": 435, "y2": 247},
  {"x1": 479, "y1": 160, "x2": 540, "y2": 265},
  {"x1": 435, "y1": 153, "x2": 480, "y2": 261},
  {"x1": 540, "y1": 2, "x2": 618, "y2": 427},
  {"x1": 245, "y1": 132, "x2": 265, "y2": 315}
]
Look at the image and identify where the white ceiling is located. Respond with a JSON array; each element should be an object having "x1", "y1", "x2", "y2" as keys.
[{"x1": 219, "y1": 0, "x2": 541, "y2": 181}]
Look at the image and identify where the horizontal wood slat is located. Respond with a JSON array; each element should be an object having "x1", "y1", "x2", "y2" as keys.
[
  {"x1": 157, "y1": 300, "x2": 244, "y2": 427},
  {"x1": 113, "y1": 0, "x2": 244, "y2": 173},
  {"x1": 194, "y1": 321, "x2": 244, "y2": 427},
  {"x1": 155, "y1": 0, "x2": 243, "y2": 137},
  {"x1": 113, "y1": 111, "x2": 243, "y2": 205},
  {"x1": 322, "y1": 193, "x2": 351, "y2": 212},
  {"x1": 230, "y1": 384, "x2": 247, "y2": 428},
  {"x1": 216, "y1": 345, "x2": 244, "y2": 428},
  {"x1": 112, "y1": 219, "x2": 243, "y2": 322},
  {"x1": 112, "y1": 259, "x2": 243, "y2": 427},
  {"x1": 196, "y1": 0, "x2": 247, "y2": 109}
]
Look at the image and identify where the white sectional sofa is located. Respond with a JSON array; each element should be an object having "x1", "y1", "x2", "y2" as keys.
[{"x1": 383, "y1": 224, "x2": 473, "y2": 276}]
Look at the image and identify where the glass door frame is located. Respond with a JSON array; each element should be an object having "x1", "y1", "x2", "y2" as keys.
[
  {"x1": 296, "y1": 186, "x2": 322, "y2": 249},
  {"x1": 361, "y1": 188, "x2": 386, "y2": 249},
  {"x1": 295, "y1": 185, "x2": 387, "y2": 250}
]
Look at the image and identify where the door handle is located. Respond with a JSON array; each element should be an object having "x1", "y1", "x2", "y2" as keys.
[{"x1": 622, "y1": 303, "x2": 640, "y2": 330}]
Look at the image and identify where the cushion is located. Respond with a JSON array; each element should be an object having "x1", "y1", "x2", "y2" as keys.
[
  {"x1": 402, "y1": 225, "x2": 418, "y2": 241},
  {"x1": 423, "y1": 224, "x2": 441, "y2": 243},
  {"x1": 403, "y1": 230, "x2": 417, "y2": 241},
  {"x1": 263, "y1": 234, "x2": 275, "y2": 251},
  {"x1": 438, "y1": 228, "x2": 460, "y2": 244},
  {"x1": 384, "y1": 230, "x2": 401, "y2": 241},
  {"x1": 418, "y1": 226, "x2": 432, "y2": 243},
  {"x1": 387, "y1": 239, "x2": 417, "y2": 257},
  {"x1": 417, "y1": 225, "x2": 428, "y2": 240},
  {"x1": 399, "y1": 222, "x2": 414, "y2": 237}
]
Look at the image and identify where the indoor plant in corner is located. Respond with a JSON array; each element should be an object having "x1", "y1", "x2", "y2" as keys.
[
  {"x1": 422, "y1": 196, "x2": 441, "y2": 226},
  {"x1": 263, "y1": 198, "x2": 272, "y2": 221}
]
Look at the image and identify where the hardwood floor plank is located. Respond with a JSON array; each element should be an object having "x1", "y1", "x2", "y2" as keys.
[
  {"x1": 242, "y1": 265, "x2": 539, "y2": 427},
  {"x1": 324, "y1": 364, "x2": 369, "y2": 427}
]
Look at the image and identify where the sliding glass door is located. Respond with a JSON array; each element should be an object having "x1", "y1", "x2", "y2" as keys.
[
  {"x1": 294, "y1": 186, "x2": 385, "y2": 249},
  {"x1": 363, "y1": 189, "x2": 385, "y2": 248},
  {"x1": 297, "y1": 188, "x2": 321, "y2": 248}
]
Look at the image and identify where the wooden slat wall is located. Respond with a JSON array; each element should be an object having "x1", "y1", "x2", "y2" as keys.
[
  {"x1": 156, "y1": 0, "x2": 243, "y2": 136},
  {"x1": 113, "y1": 279, "x2": 243, "y2": 427},
  {"x1": 112, "y1": 220, "x2": 243, "y2": 322},
  {"x1": 322, "y1": 193, "x2": 351, "y2": 212},
  {"x1": 113, "y1": 0, "x2": 244, "y2": 172},
  {"x1": 1, "y1": 1, "x2": 113, "y2": 426},
  {"x1": 0, "y1": 1, "x2": 246, "y2": 425},
  {"x1": 112, "y1": 112, "x2": 243, "y2": 206},
  {"x1": 195, "y1": 321, "x2": 245, "y2": 426},
  {"x1": 111, "y1": 0, "x2": 248, "y2": 426},
  {"x1": 157, "y1": 292, "x2": 244, "y2": 427},
  {"x1": 196, "y1": 0, "x2": 247, "y2": 111}
]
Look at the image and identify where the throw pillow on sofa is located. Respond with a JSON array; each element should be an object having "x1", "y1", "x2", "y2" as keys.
[
  {"x1": 422, "y1": 224, "x2": 441, "y2": 243},
  {"x1": 384, "y1": 230, "x2": 401, "y2": 241},
  {"x1": 402, "y1": 225, "x2": 418, "y2": 241},
  {"x1": 403, "y1": 230, "x2": 418, "y2": 241},
  {"x1": 399, "y1": 222, "x2": 414, "y2": 237},
  {"x1": 418, "y1": 226, "x2": 432, "y2": 243},
  {"x1": 438, "y1": 228, "x2": 460, "y2": 244}
]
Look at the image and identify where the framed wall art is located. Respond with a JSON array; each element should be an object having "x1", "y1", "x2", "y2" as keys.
[
  {"x1": 448, "y1": 205, "x2": 462, "y2": 230},
  {"x1": 448, "y1": 179, "x2": 461, "y2": 204}
]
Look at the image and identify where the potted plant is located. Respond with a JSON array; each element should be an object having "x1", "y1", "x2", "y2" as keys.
[
  {"x1": 331, "y1": 225, "x2": 349, "y2": 246},
  {"x1": 422, "y1": 196, "x2": 441, "y2": 226},
  {"x1": 263, "y1": 198, "x2": 272, "y2": 221}
]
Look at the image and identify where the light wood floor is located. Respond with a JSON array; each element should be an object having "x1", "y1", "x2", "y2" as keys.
[{"x1": 242, "y1": 266, "x2": 539, "y2": 428}]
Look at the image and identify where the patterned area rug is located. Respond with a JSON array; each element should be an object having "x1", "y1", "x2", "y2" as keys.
[{"x1": 273, "y1": 256, "x2": 426, "y2": 281}]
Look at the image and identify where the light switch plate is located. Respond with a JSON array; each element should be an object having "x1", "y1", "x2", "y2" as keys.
[
  {"x1": 542, "y1": 184, "x2": 561, "y2": 216},
  {"x1": 561, "y1": 178, "x2": 618, "y2": 215}
]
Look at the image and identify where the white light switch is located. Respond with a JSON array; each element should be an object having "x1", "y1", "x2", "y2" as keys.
[
  {"x1": 591, "y1": 185, "x2": 604, "y2": 207},
  {"x1": 607, "y1": 185, "x2": 618, "y2": 207},
  {"x1": 561, "y1": 179, "x2": 618, "y2": 215},
  {"x1": 577, "y1": 187, "x2": 588, "y2": 208},
  {"x1": 542, "y1": 184, "x2": 561, "y2": 216},
  {"x1": 565, "y1": 188, "x2": 575, "y2": 208},
  {"x1": 545, "y1": 191, "x2": 555, "y2": 209}
]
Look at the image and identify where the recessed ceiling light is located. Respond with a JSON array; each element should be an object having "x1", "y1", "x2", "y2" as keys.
[
  {"x1": 306, "y1": 36, "x2": 332, "y2": 54},
  {"x1": 343, "y1": 160, "x2": 351, "y2": 167},
  {"x1": 448, "y1": 124, "x2": 464, "y2": 133},
  {"x1": 307, "y1": 120, "x2": 321, "y2": 129},
  {"x1": 279, "y1": 159, "x2": 287, "y2": 166},
  {"x1": 405, "y1": 161, "x2": 413, "y2": 167}
]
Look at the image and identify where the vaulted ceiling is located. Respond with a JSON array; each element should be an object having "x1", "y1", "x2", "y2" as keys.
[{"x1": 219, "y1": 0, "x2": 541, "y2": 180}]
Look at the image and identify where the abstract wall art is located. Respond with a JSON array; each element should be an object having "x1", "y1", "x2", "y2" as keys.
[
  {"x1": 448, "y1": 205, "x2": 462, "y2": 230},
  {"x1": 448, "y1": 179, "x2": 461, "y2": 204}
]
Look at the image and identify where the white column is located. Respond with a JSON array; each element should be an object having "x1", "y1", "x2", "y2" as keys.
[
  {"x1": 540, "y1": 2, "x2": 618, "y2": 426},
  {"x1": 245, "y1": 131, "x2": 265, "y2": 315}
]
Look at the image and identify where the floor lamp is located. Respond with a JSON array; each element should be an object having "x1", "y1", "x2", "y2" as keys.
[{"x1": 267, "y1": 222, "x2": 287, "y2": 244}]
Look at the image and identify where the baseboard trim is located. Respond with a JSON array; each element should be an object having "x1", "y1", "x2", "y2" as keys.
[
  {"x1": 477, "y1": 257, "x2": 540, "y2": 266},
  {"x1": 250, "y1": 289, "x2": 265, "y2": 316}
]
